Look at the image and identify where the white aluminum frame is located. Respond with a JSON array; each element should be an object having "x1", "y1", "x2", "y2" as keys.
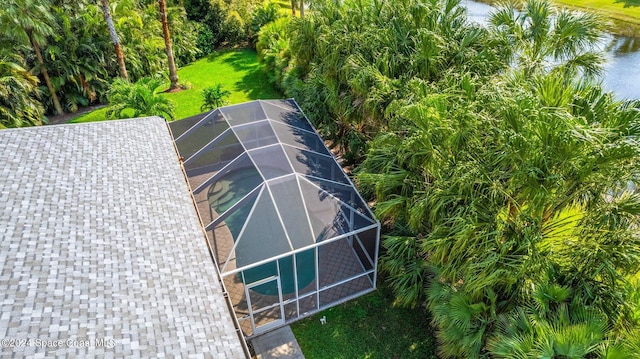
[{"x1": 171, "y1": 99, "x2": 381, "y2": 337}]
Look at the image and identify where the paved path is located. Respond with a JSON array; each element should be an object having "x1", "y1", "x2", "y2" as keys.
[{"x1": 251, "y1": 326, "x2": 305, "y2": 359}]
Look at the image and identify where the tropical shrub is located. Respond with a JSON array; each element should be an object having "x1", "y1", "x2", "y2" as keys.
[
  {"x1": 222, "y1": 10, "x2": 247, "y2": 45},
  {"x1": 201, "y1": 84, "x2": 231, "y2": 111},
  {"x1": 105, "y1": 76, "x2": 175, "y2": 120},
  {"x1": 486, "y1": 284, "x2": 640, "y2": 358},
  {"x1": 166, "y1": 6, "x2": 201, "y2": 67},
  {"x1": 194, "y1": 22, "x2": 216, "y2": 56},
  {"x1": 256, "y1": 17, "x2": 292, "y2": 90},
  {"x1": 185, "y1": 0, "x2": 228, "y2": 49},
  {"x1": 250, "y1": 1, "x2": 282, "y2": 44},
  {"x1": 489, "y1": 0, "x2": 605, "y2": 79}
]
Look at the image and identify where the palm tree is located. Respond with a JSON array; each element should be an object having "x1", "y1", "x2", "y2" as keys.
[
  {"x1": 201, "y1": 84, "x2": 230, "y2": 111},
  {"x1": 299, "y1": 0, "x2": 304, "y2": 18},
  {"x1": 283, "y1": 0, "x2": 504, "y2": 163},
  {"x1": 487, "y1": 305, "x2": 612, "y2": 358},
  {"x1": 0, "y1": 0, "x2": 64, "y2": 115},
  {"x1": 489, "y1": 0, "x2": 605, "y2": 79},
  {"x1": 111, "y1": 1, "x2": 164, "y2": 81},
  {"x1": 105, "y1": 76, "x2": 175, "y2": 120},
  {"x1": 357, "y1": 75, "x2": 640, "y2": 357},
  {"x1": 158, "y1": 0, "x2": 180, "y2": 91},
  {"x1": 99, "y1": 0, "x2": 128, "y2": 80},
  {"x1": 0, "y1": 52, "x2": 45, "y2": 127},
  {"x1": 487, "y1": 284, "x2": 640, "y2": 358},
  {"x1": 45, "y1": 3, "x2": 112, "y2": 113},
  {"x1": 291, "y1": 0, "x2": 296, "y2": 16}
]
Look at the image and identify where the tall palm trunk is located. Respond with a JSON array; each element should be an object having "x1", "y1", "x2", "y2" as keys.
[
  {"x1": 99, "y1": 0, "x2": 128, "y2": 80},
  {"x1": 299, "y1": 0, "x2": 304, "y2": 17},
  {"x1": 30, "y1": 32, "x2": 63, "y2": 115},
  {"x1": 158, "y1": 0, "x2": 179, "y2": 91},
  {"x1": 291, "y1": 0, "x2": 296, "y2": 16}
]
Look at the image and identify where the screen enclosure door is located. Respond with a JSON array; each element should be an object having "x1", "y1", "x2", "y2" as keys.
[{"x1": 244, "y1": 274, "x2": 285, "y2": 335}]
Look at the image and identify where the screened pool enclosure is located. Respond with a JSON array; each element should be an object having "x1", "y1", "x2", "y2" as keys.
[{"x1": 169, "y1": 99, "x2": 380, "y2": 336}]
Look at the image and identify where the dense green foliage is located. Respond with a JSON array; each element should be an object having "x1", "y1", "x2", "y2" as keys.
[
  {"x1": 1, "y1": 0, "x2": 65, "y2": 115},
  {"x1": 0, "y1": 0, "x2": 290, "y2": 126},
  {"x1": 257, "y1": 0, "x2": 640, "y2": 357},
  {"x1": 259, "y1": 0, "x2": 509, "y2": 163},
  {"x1": 184, "y1": 0, "x2": 278, "y2": 51},
  {"x1": 256, "y1": 17, "x2": 292, "y2": 91},
  {"x1": 362, "y1": 79, "x2": 640, "y2": 357},
  {"x1": 0, "y1": 0, "x2": 199, "y2": 122},
  {"x1": 249, "y1": 1, "x2": 283, "y2": 44}
]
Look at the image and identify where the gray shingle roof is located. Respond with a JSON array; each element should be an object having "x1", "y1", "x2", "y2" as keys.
[{"x1": 0, "y1": 118, "x2": 245, "y2": 358}]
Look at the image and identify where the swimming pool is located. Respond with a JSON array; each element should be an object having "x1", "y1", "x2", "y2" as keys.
[{"x1": 208, "y1": 168, "x2": 315, "y2": 295}]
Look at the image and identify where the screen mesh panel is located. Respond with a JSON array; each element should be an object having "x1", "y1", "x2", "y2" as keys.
[{"x1": 170, "y1": 100, "x2": 377, "y2": 274}]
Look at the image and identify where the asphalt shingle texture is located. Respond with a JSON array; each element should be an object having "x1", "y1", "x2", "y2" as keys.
[{"x1": 0, "y1": 118, "x2": 245, "y2": 358}]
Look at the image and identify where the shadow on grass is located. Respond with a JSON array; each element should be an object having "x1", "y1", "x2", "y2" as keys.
[
  {"x1": 219, "y1": 49, "x2": 284, "y2": 100},
  {"x1": 614, "y1": 0, "x2": 640, "y2": 7},
  {"x1": 204, "y1": 48, "x2": 236, "y2": 63},
  {"x1": 290, "y1": 283, "x2": 438, "y2": 358}
]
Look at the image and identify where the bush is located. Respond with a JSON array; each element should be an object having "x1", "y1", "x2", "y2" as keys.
[
  {"x1": 256, "y1": 17, "x2": 291, "y2": 89},
  {"x1": 185, "y1": 0, "x2": 264, "y2": 48},
  {"x1": 201, "y1": 84, "x2": 231, "y2": 111},
  {"x1": 250, "y1": 2, "x2": 282, "y2": 45},
  {"x1": 221, "y1": 11, "x2": 247, "y2": 45},
  {"x1": 195, "y1": 23, "x2": 216, "y2": 56},
  {"x1": 106, "y1": 77, "x2": 175, "y2": 120}
]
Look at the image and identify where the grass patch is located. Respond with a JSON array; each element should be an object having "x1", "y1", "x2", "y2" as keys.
[
  {"x1": 69, "y1": 107, "x2": 109, "y2": 123},
  {"x1": 163, "y1": 48, "x2": 283, "y2": 119},
  {"x1": 290, "y1": 285, "x2": 438, "y2": 359},
  {"x1": 476, "y1": 0, "x2": 640, "y2": 35},
  {"x1": 71, "y1": 48, "x2": 282, "y2": 123},
  {"x1": 553, "y1": 0, "x2": 640, "y2": 35}
]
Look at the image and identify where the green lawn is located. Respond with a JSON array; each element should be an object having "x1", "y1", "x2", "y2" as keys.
[
  {"x1": 475, "y1": 0, "x2": 640, "y2": 35},
  {"x1": 290, "y1": 285, "x2": 438, "y2": 359},
  {"x1": 554, "y1": 0, "x2": 640, "y2": 34},
  {"x1": 71, "y1": 48, "x2": 282, "y2": 123}
]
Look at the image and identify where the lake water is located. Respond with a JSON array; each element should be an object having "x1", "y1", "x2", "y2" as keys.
[{"x1": 462, "y1": 0, "x2": 640, "y2": 100}]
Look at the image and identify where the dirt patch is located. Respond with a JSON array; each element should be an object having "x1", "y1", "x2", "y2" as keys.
[{"x1": 163, "y1": 87, "x2": 185, "y2": 94}]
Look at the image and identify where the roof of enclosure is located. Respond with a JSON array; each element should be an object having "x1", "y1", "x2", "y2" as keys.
[{"x1": 170, "y1": 99, "x2": 378, "y2": 273}]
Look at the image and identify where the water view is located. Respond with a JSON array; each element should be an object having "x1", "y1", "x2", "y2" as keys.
[{"x1": 463, "y1": 0, "x2": 640, "y2": 99}]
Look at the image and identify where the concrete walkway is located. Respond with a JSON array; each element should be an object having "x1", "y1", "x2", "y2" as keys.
[{"x1": 251, "y1": 326, "x2": 305, "y2": 359}]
